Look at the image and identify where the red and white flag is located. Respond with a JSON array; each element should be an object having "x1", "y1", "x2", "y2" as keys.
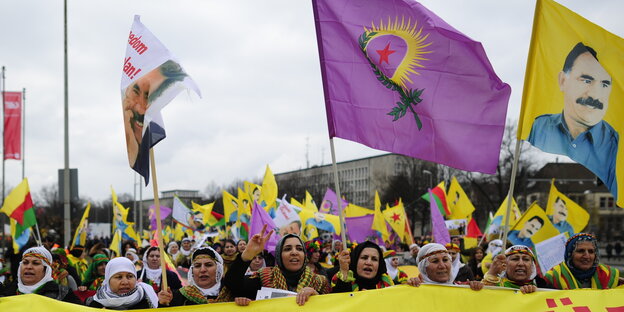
[{"x1": 3, "y1": 91, "x2": 22, "y2": 160}]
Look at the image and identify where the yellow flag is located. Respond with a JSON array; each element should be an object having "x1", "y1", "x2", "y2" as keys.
[
  {"x1": 260, "y1": 165, "x2": 278, "y2": 209},
  {"x1": 191, "y1": 201, "x2": 216, "y2": 227},
  {"x1": 383, "y1": 201, "x2": 407, "y2": 241},
  {"x1": 447, "y1": 177, "x2": 475, "y2": 220},
  {"x1": 304, "y1": 191, "x2": 319, "y2": 212},
  {"x1": 71, "y1": 202, "x2": 91, "y2": 248},
  {"x1": 244, "y1": 181, "x2": 262, "y2": 205},
  {"x1": 109, "y1": 230, "x2": 122, "y2": 256},
  {"x1": 237, "y1": 188, "x2": 252, "y2": 216},
  {"x1": 345, "y1": 203, "x2": 373, "y2": 217},
  {"x1": 509, "y1": 203, "x2": 560, "y2": 248},
  {"x1": 111, "y1": 186, "x2": 140, "y2": 243},
  {"x1": 373, "y1": 192, "x2": 389, "y2": 242},
  {"x1": 290, "y1": 197, "x2": 304, "y2": 210},
  {"x1": 546, "y1": 180, "x2": 590, "y2": 236},
  {"x1": 174, "y1": 223, "x2": 185, "y2": 241},
  {"x1": 518, "y1": 0, "x2": 624, "y2": 207},
  {"x1": 223, "y1": 191, "x2": 239, "y2": 223}
]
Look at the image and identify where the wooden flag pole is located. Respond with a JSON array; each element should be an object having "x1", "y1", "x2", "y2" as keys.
[
  {"x1": 500, "y1": 131, "x2": 522, "y2": 248},
  {"x1": 329, "y1": 138, "x2": 348, "y2": 244},
  {"x1": 149, "y1": 148, "x2": 168, "y2": 291}
]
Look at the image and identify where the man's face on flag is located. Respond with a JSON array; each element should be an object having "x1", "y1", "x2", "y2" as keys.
[
  {"x1": 559, "y1": 51, "x2": 612, "y2": 127},
  {"x1": 122, "y1": 66, "x2": 166, "y2": 166},
  {"x1": 519, "y1": 217, "x2": 543, "y2": 238},
  {"x1": 552, "y1": 198, "x2": 568, "y2": 224}
]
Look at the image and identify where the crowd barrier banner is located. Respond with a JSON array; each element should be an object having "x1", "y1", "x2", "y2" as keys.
[{"x1": 1, "y1": 284, "x2": 623, "y2": 312}]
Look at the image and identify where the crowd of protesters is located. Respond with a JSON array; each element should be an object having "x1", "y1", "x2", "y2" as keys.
[{"x1": 0, "y1": 227, "x2": 622, "y2": 309}]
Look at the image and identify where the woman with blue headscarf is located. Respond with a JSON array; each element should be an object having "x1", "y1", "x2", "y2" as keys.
[{"x1": 545, "y1": 233, "x2": 620, "y2": 289}]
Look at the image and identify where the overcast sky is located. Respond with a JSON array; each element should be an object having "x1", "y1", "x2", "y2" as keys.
[{"x1": 1, "y1": 0, "x2": 623, "y2": 202}]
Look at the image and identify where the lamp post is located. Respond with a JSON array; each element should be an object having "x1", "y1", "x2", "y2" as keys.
[{"x1": 421, "y1": 169, "x2": 433, "y2": 236}]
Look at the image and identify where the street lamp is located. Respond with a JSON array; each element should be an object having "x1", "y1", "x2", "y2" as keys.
[
  {"x1": 422, "y1": 169, "x2": 433, "y2": 189},
  {"x1": 421, "y1": 169, "x2": 433, "y2": 236}
]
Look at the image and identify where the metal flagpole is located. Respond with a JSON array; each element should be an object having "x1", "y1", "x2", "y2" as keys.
[
  {"x1": 21, "y1": 88, "x2": 25, "y2": 180},
  {"x1": 329, "y1": 138, "x2": 347, "y2": 243},
  {"x1": 0, "y1": 66, "x2": 5, "y2": 250},
  {"x1": 62, "y1": 0, "x2": 72, "y2": 247}
]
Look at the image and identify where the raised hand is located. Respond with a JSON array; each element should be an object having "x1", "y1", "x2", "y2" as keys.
[
  {"x1": 487, "y1": 254, "x2": 507, "y2": 276},
  {"x1": 337, "y1": 249, "x2": 351, "y2": 278},
  {"x1": 242, "y1": 224, "x2": 274, "y2": 261}
]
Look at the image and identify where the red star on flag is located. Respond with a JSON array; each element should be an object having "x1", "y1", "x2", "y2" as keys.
[
  {"x1": 376, "y1": 43, "x2": 396, "y2": 65},
  {"x1": 391, "y1": 213, "x2": 401, "y2": 222}
]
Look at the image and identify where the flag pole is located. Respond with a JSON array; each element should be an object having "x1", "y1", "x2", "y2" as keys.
[
  {"x1": 21, "y1": 88, "x2": 25, "y2": 180},
  {"x1": 0, "y1": 66, "x2": 5, "y2": 249},
  {"x1": 329, "y1": 138, "x2": 347, "y2": 244},
  {"x1": 62, "y1": 0, "x2": 72, "y2": 248},
  {"x1": 149, "y1": 148, "x2": 168, "y2": 291},
  {"x1": 34, "y1": 222, "x2": 43, "y2": 246},
  {"x1": 500, "y1": 130, "x2": 522, "y2": 247}
]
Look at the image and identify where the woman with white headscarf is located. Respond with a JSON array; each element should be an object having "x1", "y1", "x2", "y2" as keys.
[
  {"x1": 482, "y1": 245, "x2": 541, "y2": 294},
  {"x1": 167, "y1": 241, "x2": 181, "y2": 263},
  {"x1": 157, "y1": 247, "x2": 233, "y2": 306},
  {"x1": 416, "y1": 243, "x2": 483, "y2": 290},
  {"x1": 136, "y1": 246, "x2": 182, "y2": 293},
  {"x1": 2, "y1": 246, "x2": 81, "y2": 303},
  {"x1": 85, "y1": 257, "x2": 158, "y2": 309}
]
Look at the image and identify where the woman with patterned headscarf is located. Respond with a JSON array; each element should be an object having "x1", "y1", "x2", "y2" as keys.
[
  {"x1": 157, "y1": 247, "x2": 233, "y2": 306},
  {"x1": 2, "y1": 246, "x2": 81, "y2": 303},
  {"x1": 305, "y1": 240, "x2": 327, "y2": 278},
  {"x1": 545, "y1": 233, "x2": 621, "y2": 289},
  {"x1": 223, "y1": 227, "x2": 330, "y2": 306},
  {"x1": 85, "y1": 257, "x2": 158, "y2": 309},
  {"x1": 81, "y1": 253, "x2": 109, "y2": 290},
  {"x1": 417, "y1": 243, "x2": 483, "y2": 290},
  {"x1": 482, "y1": 245, "x2": 540, "y2": 293}
]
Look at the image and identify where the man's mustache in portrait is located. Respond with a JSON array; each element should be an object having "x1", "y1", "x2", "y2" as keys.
[{"x1": 576, "y1": 96, "x2": 603, "y2": 110}]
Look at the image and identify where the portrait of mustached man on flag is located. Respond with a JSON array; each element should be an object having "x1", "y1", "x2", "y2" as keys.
[
  {"x1": 519, "y1": 0, "x2": 624, "y2": 206},
  {"x1": 121, "y1": 15, "x2": 200, "y2": 184}
]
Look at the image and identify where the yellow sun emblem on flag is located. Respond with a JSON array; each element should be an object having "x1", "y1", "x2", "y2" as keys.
[{"x1": 359, "y1": 16, "x2": 432, "y2": 129}]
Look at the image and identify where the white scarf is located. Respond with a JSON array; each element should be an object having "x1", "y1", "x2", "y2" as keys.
[
  {"x1": 18, "y1": 247, "x2": 54, "y2": 294},
  {"x1": 385, "y1": 257, "x2": 399, "y2": 280},
  {"x1": 417, "y1": 243, "x2": 457, "y2": 285},
  {"x1": 180, "y1": 247, "x2": 193, "y2": 257},
  {"x1": 93, "y1": 257, "x2": 158, "y2": 308},
  {"x1": 167, "y1": 242, "x2": 180, "y2": 261},
  {"x1": 140, "y1": 247, "x2": 162, "y2": 285},
  {"x1": 125, "y1": 248, "x2": 139, "y2": 264},
  {"x1": 486, "y1": 239, "x2": 504, "y2": 257},
  {"x1": 187, "y1": 247, "x2": 223, "y2": 297}
]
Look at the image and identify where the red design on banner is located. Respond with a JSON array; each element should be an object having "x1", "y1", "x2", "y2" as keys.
[{"x1": 4, "y1": 91, "x2": 22, "y2": 160}]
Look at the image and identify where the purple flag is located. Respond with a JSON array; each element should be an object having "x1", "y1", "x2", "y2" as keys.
[
  {"x1": 345, "y1": 215, "x2": 378, "y2": 243},
  {"x1": 148, "y1": 205, "x2": 172, "y2": 231},
  {"x1": 250, "y1": 201, "x2": 280, "y2": 254},
  {"x1": 313, "y1": 0, "x2": 511, "y2": 174},
  {"x1": 320, "y1": 188, "x2": 349, "y2": 215},
  {"x1": 429, "y1": 190, "x2": 450, "y2": 245}
]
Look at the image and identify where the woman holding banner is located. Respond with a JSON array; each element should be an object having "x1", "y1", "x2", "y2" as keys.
[
  {"x1": 157, "y1": 247, "x2": 233, "y2": 306},
  {"x1": 85, "y1": 257, "x2": 158, "y2": 309},
  {"x1": 223, "y1": 226, "x2": 330, "y2": 306},
  {"x1": 482, "y1": 245, "x2": 542, "y2": 293},
  {"x1": 544, "y1": 233, "x2": 621, "y2": 289},
  {"x1": 332, "y1": 241, "x2": 420, "y2": 292},
  {"x1": 416, "y1": 243, "x2": 483, "y2": 290},
  {"x1": 0, "y1": 247, "x2": 81, "y2": 303}
]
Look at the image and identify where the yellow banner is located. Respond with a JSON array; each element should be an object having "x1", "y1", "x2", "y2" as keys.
[
  {"x1": 2, "y1": 285, "x2": 623, "y2": 312},
  {"x1": 518, "y1": 0, "x2": 624, "y2": 206}
]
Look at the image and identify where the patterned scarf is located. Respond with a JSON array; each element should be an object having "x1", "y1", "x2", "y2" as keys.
[
  {"x1": 331, "y1": 273, "x2": 394, "y2": 291},
  {"x1": 255, "y1": 266, "x2": 329, "y2": 294},
  {"x1": 178, "y1": 285, "x2": 232, "y2": 304}
]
